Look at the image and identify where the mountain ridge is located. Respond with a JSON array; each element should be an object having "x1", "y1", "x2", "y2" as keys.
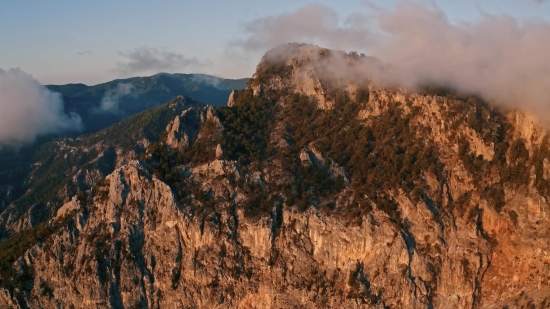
[
  {"x1": 0, "y1": 73, "x2": 248, "y2": 222},
  {"x1": 47, "y1": 72, "x2": 249, "y2": 133},
  {"x1": 47, "y1": 72, "x2": 249, "y2": 88},
  {"x1": 1, "y1": 44, "x2": 550, "y2": 308},
  {"x1": 0, "y1": 95, "x2": 203, "y2": 239}
]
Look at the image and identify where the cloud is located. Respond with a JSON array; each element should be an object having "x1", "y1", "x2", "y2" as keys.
[
  {"x1": 230, "y1": 4, "x2": 377, "y2": 54},
  {"x1": 0, "y1": 69, "x2": 82, "y2": 147},
  {"x1": 77, "y1": 50, "x2": 92, "y2": 56},
  {"x1": 115, "y1": 47, "x2": 209, "y2": 75},
  {"x1": 234, "y1": 1, "x2": 550, "y2": 121},
  {"x1": 94, "y1": 83, "x2": 135, "y2": 114},
  {"x1": 191, "y1": 74, "x2": 225, "y2": 89}
]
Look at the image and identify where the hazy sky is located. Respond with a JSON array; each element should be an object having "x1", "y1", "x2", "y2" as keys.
[{"x1": 0, "y1": 0, "x2": 549, "y2": 85}]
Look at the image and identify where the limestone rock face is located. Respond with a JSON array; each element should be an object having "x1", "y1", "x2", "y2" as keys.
[
  {"x1": 165, "y1": 107, "x2": 200, "y2": 150},
  {"x1": 227, "y1": 90, "x2": 236, "y2": 107},
  {"x1": 215, "y1": 144, "x2": 223, "y2": 159},
  {"x1": 2, "y1": 44, "x2": 550, "y2": 309},
  {"x1": 55, "y1": 198, "x2": 80, "y2": 220},
  {"x1": 0, "y1": 95, "x2": 198, "y2": 239},
  {"x1": 4, "y1": 153, "x2": 550, "y2": 309},
  {"x1": 0, "y1": 161, "x2": 481, "y2": 308}
]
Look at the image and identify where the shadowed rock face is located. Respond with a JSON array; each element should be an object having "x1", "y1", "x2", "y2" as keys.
[
  {"x1": 0, "y1": 186, "x2": 13, "y2": 212},
  {"x1": 2, "y1": 44, "x2": 550, "y2": 308}
]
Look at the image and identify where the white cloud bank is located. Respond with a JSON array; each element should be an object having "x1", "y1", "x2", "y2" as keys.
[
  {"x1": 0, "y1": 69, "x2": 82, "y2": 147},
  {"x1": 96, "y1": 83, "x2": 135, "y2": 114},
  {"x1": 233, "y1": 1, "x2": 550, "y2": 118},
  {"x1": 116, "y1": 47, "x2": 209, "y2": 75}
]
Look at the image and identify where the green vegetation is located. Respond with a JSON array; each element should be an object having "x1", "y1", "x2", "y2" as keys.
[
  {"x1": 0, "y1": 76, "x2": 246, "y2": 233},
  {"x1": 282, "y1": 93, "x2": 443, "y2": 221},
  {"x1": 0, "y1": 213, "x2": 75, "y2": 293},
  {"x1": 145, "y1": 88, "x2": 345, "y2": 218},
  {"x1": 6, "y1": 143, "x2": 93, "y2": 224},
  {"x1": 0, "y1": 147, "x2": 32, "y2": 189},
  {"x1": 427, "y1": 86, "x2": 550, "y2": 212},
  {"x1": 219, "y1": 90, "x2": 348, "y2": 217},
  {"x1": 144, "y1": 82, "x2": 447, "y2": 223},
  {"x1": 7, "y1": 59, "x2": 550, "y2": 283},
  {"x1": 252, "y1": 61, "x2": 292, "y2": 88},
  {"x1": 3, "y1": 96, "x2": 194, "y2": 231},
  {"x1": 48, "y1": 73, "x2": 248, "y2": 133},
  {"x1": 218, "y1": 89, "x2": 274, "y2": 165},
  {"x1": 83, "y1": 96, "x2": 188, "y2": 149}
]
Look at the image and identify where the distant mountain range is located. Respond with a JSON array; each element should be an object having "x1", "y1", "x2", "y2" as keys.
[{"x1": 47, "y1": 73, "x2": 248, "y2": 133}]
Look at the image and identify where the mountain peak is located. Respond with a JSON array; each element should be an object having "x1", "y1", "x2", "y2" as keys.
[
  {"x1": 2, "y1": 44, "x2": 550, "y2": 309},
  {"x1": 248, "y1": 44, "x2": 382, "y2": 109}
]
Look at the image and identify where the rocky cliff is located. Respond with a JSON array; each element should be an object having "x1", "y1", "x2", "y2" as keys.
[
  {"x1": 1, "y1": 44, "x2": 550, "y2": 308},
  {"x1": 0, "y1": 95, "x2": 205, "y2": 240}
]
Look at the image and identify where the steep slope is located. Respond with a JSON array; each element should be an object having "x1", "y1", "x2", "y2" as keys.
[
  {"x1": 0, "y1": 73, "x2": 247, "y2": 220},
  {"x1": 2, "y1": 44, "x2": 550, "y2": 308},
  {"x1": 0, "y1": 96, "x2": 205, "y2": 240}
]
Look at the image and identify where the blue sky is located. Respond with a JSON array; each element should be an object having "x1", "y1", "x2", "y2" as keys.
[{"x1": 0, "y1": 0, "x2": 549, "y2": 85}]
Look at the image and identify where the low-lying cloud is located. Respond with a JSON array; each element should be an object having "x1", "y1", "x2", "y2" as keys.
[
  {"x1": 233, "y1": 1, "x2": 550, "y2": 119},
  {"x1": 0, "y1": 69, "x2": 82, "y2": 147},
  {"x1": 116, "y1": 47, "x2": 209, "y2": 75},
  {"x1": 191, "y1": 74, "x2": 226, "y2": 89},
  {"x1": 230, "y1": 4, "x2": 376, "y2": 54},
  {"x1": 95, "y1": 83, "x2": 135, "y2": 114}
]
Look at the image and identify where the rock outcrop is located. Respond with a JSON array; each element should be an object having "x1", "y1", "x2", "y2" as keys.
[
  {"x1": 165, "y1": 107, "x2": 201, "y2": 150},
  {"x1": 2, "y1": 44, "x2": 550, "y2": 309}
]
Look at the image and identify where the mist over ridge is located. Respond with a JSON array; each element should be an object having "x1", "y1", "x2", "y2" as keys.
[
  {"x1": 0, "y1": 69, "x2": 82, "y2": 147},
  {"x1": 235, "y1": 1, "x2": 550, "y2": 121}
]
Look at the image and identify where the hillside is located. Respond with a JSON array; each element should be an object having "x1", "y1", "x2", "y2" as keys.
[
  {"x1": 47, "y1": 73, "x2": 248, "y2": 133},
  {"x1": 0, "y1": 73, "x2": 247, "y2": 221},
  {"x1": 0, "y1": 95, "x2": 205, "y2": 241},
  {"x1": 1, "y1": 44, "x2": 550, "y2": 308}
]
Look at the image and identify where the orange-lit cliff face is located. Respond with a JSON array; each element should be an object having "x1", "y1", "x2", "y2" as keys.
[{"x1": 2, "y1": 44, "x2": 550, "y2": 308}]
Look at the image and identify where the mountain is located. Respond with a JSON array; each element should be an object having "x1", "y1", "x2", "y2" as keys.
[
  {"x1": 0, "y1": 95, "x2": 205, "y2": 239},
  {"x1": 1, "y1": 44, "x2": 550, "y2": 308},
  {"x1": 47, "y1": 73, "x2": 249, "y2": 133},
  {"x1": 0, "y1": 73, "x2": 247, "y2": 215}
]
